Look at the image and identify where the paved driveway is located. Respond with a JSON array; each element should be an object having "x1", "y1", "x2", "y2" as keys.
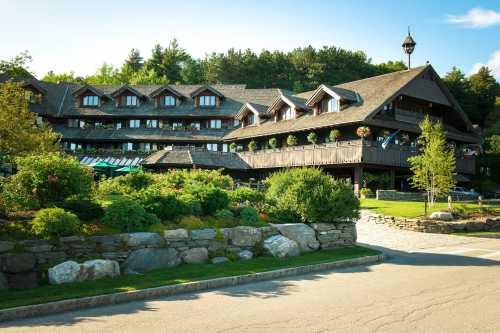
[{"x1": 2, "y1": 211, "x2": 500, "y2": 332}]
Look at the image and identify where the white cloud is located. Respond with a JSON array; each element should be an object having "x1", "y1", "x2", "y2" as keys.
[
  {"x1": 447, "y1": 8, "x2": 500, "y2": 28},
  {"x1": 470, "y1": 50, "x2": 500, "y2": 79}
]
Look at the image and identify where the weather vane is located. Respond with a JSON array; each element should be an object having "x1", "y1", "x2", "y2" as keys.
[{"x1": 402, "y1": 26, "x2": 416, "y2": 69}]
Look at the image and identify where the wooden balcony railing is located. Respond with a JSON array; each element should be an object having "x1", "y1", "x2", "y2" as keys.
[{"x1": 237, "y1": 139, "x2": 476, "y2": 174}]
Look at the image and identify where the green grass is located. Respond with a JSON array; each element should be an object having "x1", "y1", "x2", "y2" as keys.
[
  {"x1": 360, "y1": 199, "x2": 500, "y2": 218},
  {"x1": 0, "y1": 246, "x2": 378, "y2": 310},
  {"x1": 451, "y1": 231, "x2": 500, "y2": 237}
]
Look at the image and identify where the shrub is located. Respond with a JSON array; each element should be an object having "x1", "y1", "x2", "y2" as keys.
[
  {"x1": 229, "y1": 143, "x2": 237, "y2": 151},
  {"x1": 268, "y1": 137, "x2": 278, "y2": 149},
  {"x1": 239, "y1": 207, "x2": 259, "y2": 224},
  {"x1": 265, "y1": 168, "x2": 359, "y2": 223},
  {"x1": 229, "y1": 186, "x2": 265, "y2": 207},
  {"x1": 101, "y1": 198, "x2": 159, "y2": 232},
  {"x1": 177, "y1": 215, "x2": 205, "y2": 229},
  {"x1": 98, "y1": 172, "x2": 155, "y2": 196},
  {"x1": 4, "y1": 153, "x2": 93, "y2": 209},
  {"x1": 307, "y1": 132, "x2": 317, "y2": 144},
  {"x1": 286, "y1": 135, "x2": 298, "y2": 146},
  {"x1": 59, "y1": 198, "x2": 104, "y2": 221},
  {"x1": 215, "y1": 209, "x2": 234, "y2": 220},
  {"x1": 329, "y1": 129, "x2": 341, "y2": 142},
  {"x1": 248, "y1": 140, "x2": 257, "y2": 152},
  {"x1": 154, "y1": 169, "x2": 233, "y2": 190},
  {"x1": 133, "y1": 188, "x2": 181, "y2": 221},
  {"x1": 185, "y1": 185, "x2": 230, "y2": 215},
  {"x1": 177, "y1": 193, "x2": 203, "y2": 216},
  {"x1": 32, "y1": 208, "x2": 81, "y2": 239},
  {"x1": 360, "y1": 188, "x2": 373, "y2": 199}
]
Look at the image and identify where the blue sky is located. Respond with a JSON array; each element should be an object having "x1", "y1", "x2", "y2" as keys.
[{"x1": 1, "y1": 0, "x2": 499, "y2": 80}]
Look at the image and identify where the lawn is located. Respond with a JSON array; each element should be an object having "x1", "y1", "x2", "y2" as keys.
[
  {"x1": 360, "y1": 199, "x2": 500, "y2": 218},
  {"x1": 451, "y1": 231, "x2": 500, "y2": 237},
  {"x1": 0, "y1": 246, "x2": 379, "y2": 310}
]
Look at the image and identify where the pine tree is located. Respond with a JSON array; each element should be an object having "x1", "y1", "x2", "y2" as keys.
[{"x1": 408, "y1": 116, "x2": 456, "y2": 206}]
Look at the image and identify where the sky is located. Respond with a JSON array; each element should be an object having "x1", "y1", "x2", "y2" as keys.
[{"x1": 1, "y1": 0, "x2": 499, "y2": 80}]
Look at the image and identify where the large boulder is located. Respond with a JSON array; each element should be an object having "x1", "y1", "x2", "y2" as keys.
[
  {"x1": 211, "y1": 257, "x2": 230, "y2": 264},
  {"x1": 48, "y1": 261, "x2": 82, "y2": 284},
  {"x1": 272, "y1": 223, "x2": 320, "y2": 252},
  {"x1": 0, "y1": 272, "x2": 8, "y2": 290},
  {"x1": 230, "y1": 226, "x2": 262, "y2": 247},
  {"x1": 182, "y1": 248, "x2": 209, "y2": 264},
  {"x1": 239, "y1": 250, "x2": 253, "y2": 260},
  {"x1": 429, "y1": 211, "x2": 454, "y2": 221},
  {"x1": 191, "y1": 229, "x2": 216, "y2": 240},
  {"x1": 164, "y1": 229, "x2": 189, "y2": 241},
  {"x1": 263, "y1": 235, "x2": 300, "y2": 259},
  {"x1": 124, "y1": 232, "x2": 164, "y2": 248},
  {"x1": 122, "y1": 248, "x2": 181, "y2": 273},
  {"x1": 81, "y1": 259, "x2": 120, "y2": 280}
]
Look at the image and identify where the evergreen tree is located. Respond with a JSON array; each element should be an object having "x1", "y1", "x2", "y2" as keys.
[
  {"x1": 408, "y1": 116, "x2": 456, "y2": 206},
  {"x1": 468, "y1": 66, "x2": 499, "y2": 126}
]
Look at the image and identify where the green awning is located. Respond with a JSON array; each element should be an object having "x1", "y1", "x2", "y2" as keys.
[{"x1": 114, "y1": 166, "x2": 141, "y2": 174}]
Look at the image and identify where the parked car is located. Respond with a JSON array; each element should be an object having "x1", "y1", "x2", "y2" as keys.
[{"x1": 449, "y1": 187, "x2": 480, "y2": 200}]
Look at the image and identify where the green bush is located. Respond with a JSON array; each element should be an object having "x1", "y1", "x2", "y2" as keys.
[
  {"x1": 32, "y1": 208, "x2": 81, "y2": 239},
  {"x1": 286, "y1": 135, "x2": 298, "y2": 146},
  {"x1": 215, "y1": 209, "x2": 234, "y2": 220},
  {"x1": 360, "y1": 188, "x2": 373, "y2": 198},
  {"x1": 133, "y1": 188, "x2": 181, "y2": 221},
  {"x1": 239, "y1": 207, "x2": 259, "y2": 224},
  {"x1": 268, "y1": 137, "x2": 278, "y2": 149},
  {"x1": 154, "y1": 169, "x2": 233, "y2": 190},
  {"x1": 265, "y1": 168, "x2": 359, "y2": 223},
  {"x1": 177, "y1": 215, "x2": 205, "y2": 229},
  {"x1": 307, "y1": 132, "x2": 317, "y2": 144},
  {"x1": 185, "y1": 185, "x2": 230, "y2": 215},
  {"x1": 248, "y1": 140, "x2": 257, "y2": 151},
  {"x1": 177, "y1": 193, "x2": 203, "y2": 216},
  {"x1": 101, "y1": 198, "x2": 159, "y2": 232},
  {"x1": 98, "y1": 172, "x2": 155, "y2": 196},
  {"x1": 4, "y1": 153, "x2": 93, "y2": 209},
  {"x1": 229, "y1": 186, "x2": 265, "y2": 207},
  {"x1": 59, "y1": 198, "x2": 104, "y2": 221}
]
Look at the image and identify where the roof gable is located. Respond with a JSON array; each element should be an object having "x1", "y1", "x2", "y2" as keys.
[
  {"x1": 72, "y1": 85, "x2": 106, "y2": 97},
  {"x1": 306, "y1": 84, "x2": 358, "y2": 106},
  {"x1": 110, "y1": 85, "x2": 147, "y2": 99},
  {"x1": 190, "y1": 85, "x2": 224, "y2": 98},
  {"x1": 150, "y1": 85, "x2": 185, "y2": 99}
]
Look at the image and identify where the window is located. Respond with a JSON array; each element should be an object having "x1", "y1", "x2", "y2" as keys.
[
  {"x1": 280, "y1": 107, "x2": 292, "y2": 120},
  {"x1": 146, "y1": 119, "x2": 158, "y2": 128},
  {"x1": 164, "y1": 96, "x2": 176, "y2": 107},
  {"x1": 142, "y1": 143, "x2": 151, "y2": 152},
  {"x1": 328, "y1": 97, "x2": 338, "y2": 112},
  {"x1": 222, "y1": 144, "x2": 228, "y2": 152},
  {"x1": 116, "y1": 122, "x2": 122, "y2": 130},
  {"x1": 173, "y1": 122, "x2": 183, "y2": 129},
  {"x1": 207, "y1": 143, "x2": 218, "y2": 151},
  {"x1": 82, "y1": 95, "x2": 99, "y2": 107},
  {"x1": 69, "y1": 143, "x2": 82, "y2": 151},
  {"x1": 190, "y1": 122, "x2": 201, "y2": 130},
  {"x1": 123, "y1": 142, "x2": 134, "y2": 151},
  {"x1": 209, "y1": 119, "x2": 222, "y2": 129},
  {"x1": 36, "y1": 116, "x2": 43, "y2": 126},
  {"x1": 79, "y1": 120, "x2": 85, "y2": 129},
  {"x1": 68, "y1": 119, "x2": 79, "y2": 128},
  {"x1": 129, "y1": 119, "x2": 141, "y2": 128},
  {"x1": 199, "y1": 95, "x2": 216, "y2": 107},
  {"x1": 125, "y1": 95, "x2": 138, "y2": 106},
  {"x1": 233, "y1": 119, "x2": 240, "y2": 127},
  {"x1": 244, "y1": 113, "x2": 255, "y2": 126}
]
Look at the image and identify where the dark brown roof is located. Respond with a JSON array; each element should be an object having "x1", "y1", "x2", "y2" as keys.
[
  {"x1": 149, "y1": 85, "x2": 184, "y2": 98},
  {"x1": 190, "y1": 85, "x2": 225, "y2": 98},
  {"x1": 110, "y1": 85, "x2": 147, "y2": 98}
]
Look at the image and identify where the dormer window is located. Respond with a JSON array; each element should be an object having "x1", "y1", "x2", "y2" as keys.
[
  {"x1": 328, "y1": 97, "x2": 338, "y2": 112},
  {"x1": 200, "y1": 95, "x2": 216, "y2": 107},
  {"x1": 125, "y1": 95, "x2": 138, "y2": 107},
  {"x1": 243, "y1": 113, "x2": 255, "y2": 126},
  {"x1": 279, "y1": 106, "x2": 293, "y2": 120},
  {"x1": 164, "y1": 95, "x2": 176, "y2": 107},
  {"x1": 82, "y1": 95, "x2": 99, "y2": 107}
]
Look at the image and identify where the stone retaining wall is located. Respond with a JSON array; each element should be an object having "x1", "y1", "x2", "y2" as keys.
[
  {"x1": 375, "y1": 190, "x2": 477, "y2": 202},
  {"x1": 366, "y1": 213, "x2": 500, "y2": 234},
  {"x1": 0, "y1": 222, "x2": 357, "y2": 290}
]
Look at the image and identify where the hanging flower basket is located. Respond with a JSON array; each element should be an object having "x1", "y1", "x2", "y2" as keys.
[
  {"x1": 399, "y1": 133, "x2": 410, "y2": 144},
  {"x1": 382, "y1": 129, "x2": 391, "y2": 137},
  {"x1": 356, "y1": 126, "x2": 371, "y2": 138}
]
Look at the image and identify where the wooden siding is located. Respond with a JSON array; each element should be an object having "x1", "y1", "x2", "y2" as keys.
[{"x1": 237, "y1": 139, "x2": 475, "y2": 174}]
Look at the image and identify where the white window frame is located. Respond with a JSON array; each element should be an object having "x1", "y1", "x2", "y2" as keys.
[
  {"x1": 199, "y1": 95, "x2": 216, "y2": 107},
  {"x1": 207, "y1": 143, "x2": 218, "y2": 151},
  {"x1": 164, "y1": 95, "x2": 176, "y2": 107},
  {"x1": 82, "y1": 95, "x2": 99, "y2": 107},
  {"x1": 190, "y1": 122, "x2": 201, "y2": 130},
  {"x1": 281, "y1": 107, "x2": 292, "y2": 120},
  {"x1": 129, "y1": 119, "x2": 141, "y2": 128},
  {"x1": 125, "y1": 95, "x2": 138, "y2": 106},
  {"x1": 172, "y1": 122, "x2": 183, "y2": 129},
  {"x1": 36, "y1": 116, "x2": 43, "y2": 126},
  {"x1": 116, "y1": 122, "x2": 122, "y2": 130},
  {"x1": 68, "y1": 119, "x2": 79, "y2": 128},
  {"x1": 209, "y1": 119, "x2": 222, "y2": 129},
  {"x1": 146, "y1": 119, "x2": 158, "y2": 128},
  {"x1": 222, "y1": 144, "x2": 228, "y2": 152}
]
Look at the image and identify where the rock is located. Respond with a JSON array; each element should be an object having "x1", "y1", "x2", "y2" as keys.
[
  {"x1": 35, "y1": 251, "x2": 67, "y2": 265},
  {"x1": 5, "y1": 272, "x2": 38, "y2": 289},
  {"x1": 191, "y1": 229, "x2": 216, "y2": 240},
  {"x1": 48, "y1": 261, "x2": 82, "y2": 284},
  {"x1": 81, "y1": 259, "x2": 120, "y2": 280},
  {"x1": 310, "y1": 223, "x2": 338, "y2": 232},
  {"x1": 122, "y1": 248, "x2": 180, "y2": 273},
  {"x1": 125, "y1": 232, "x2": 164, "y2": 248},
  {"x1": 211, "y1": 256, "x2": 230, "y2": 264},
  {"x1": 239, "y1": 250, "x2": 253, "y2": 260},
  {"x1": 272, "y1": 223, "x2": 319, "y2": 252},
  {"x1": 0, "y1": 241, "x2": 14, "y2": 253},
  {"x1": 263, "y1": 235, "x2": 300, "y2": 259},
  {"x1": 429, "y1": 212, "x2": 454, "y2": 221},
  {"x1": 230, "y1": 226, "x2": 262, "y2": 247},
  {"x1": 102, "y1": 252, "x2": 129, "y2": 261},
  {"x1": 3, "y1": 253, "x2": 36, "y2": 273},
  {"x1": 60, "y1": 236, "x2": 85, "y2": 243},
  {"x1": 182, "y1": 247, "x2": 209, "y2": 264},
  {"x1": 259, "y1": 226, "x2": 279, "y2": 238},
  {"x1": 164, "y1": 229, "x2": 189, "y2": 241},
  {"x1": 0, "y1": 272, "x2": 8, "y2": 290},
  {"x1": 21, "y1": 240, "x2": 54, "y2": 252}
]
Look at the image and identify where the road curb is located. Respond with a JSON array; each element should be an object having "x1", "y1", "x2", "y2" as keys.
[{"x1": 0, "y1": 253, "x2": 384, "y2": 322}]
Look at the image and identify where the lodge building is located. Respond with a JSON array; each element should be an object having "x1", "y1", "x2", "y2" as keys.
[{"x1": 1, "y1": 64, "x2": 480, "y2": 194}]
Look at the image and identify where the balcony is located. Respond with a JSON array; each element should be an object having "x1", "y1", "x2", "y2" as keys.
[{"x1": 237, "y1": 139, "x2": 475, "y2": 174}]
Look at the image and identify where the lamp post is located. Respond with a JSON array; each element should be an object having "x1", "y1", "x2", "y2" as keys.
[{"x1": 402, "y1": 27, "x2": 416, "y2": 69}]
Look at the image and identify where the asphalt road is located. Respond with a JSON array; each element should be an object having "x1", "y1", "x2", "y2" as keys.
[{"x1": 2, "y1": 214, "x2": 500, "y2": 333}]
